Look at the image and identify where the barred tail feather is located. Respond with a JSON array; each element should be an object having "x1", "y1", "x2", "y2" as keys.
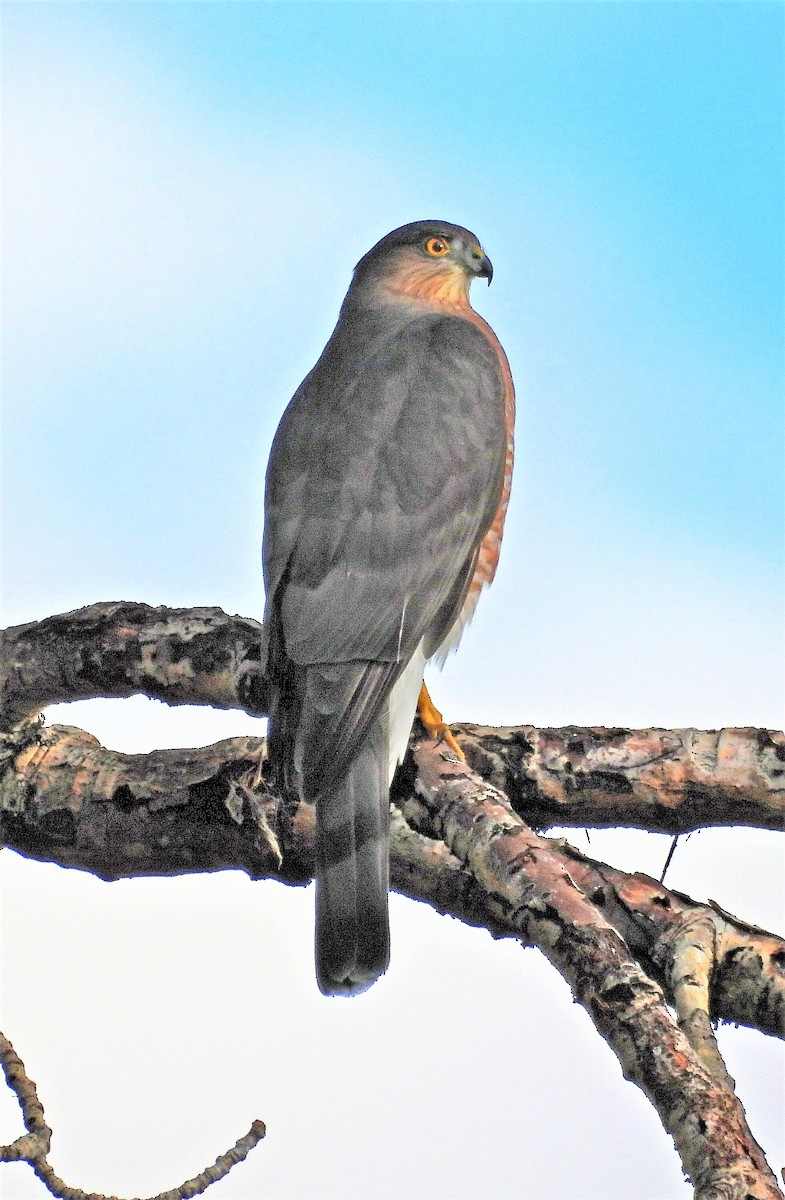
[{"x1": 315, "y1": 716, "x2": 390, "y2": 996}]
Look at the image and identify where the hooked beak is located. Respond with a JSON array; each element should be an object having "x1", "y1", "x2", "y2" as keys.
[{"x1": 469, "y1": 245, "x2": 493, "y2": 285}]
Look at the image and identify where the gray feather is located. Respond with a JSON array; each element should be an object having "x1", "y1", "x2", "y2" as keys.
[
  {"x1": 262, "y1": 279, "x2": 508, "y2": 997},
  {"x1": 314, "y1": 709, "x2": 390, "y2": 996},
  {"x1": 263, "y1": 313, "x2": 506, "y2": 672}
]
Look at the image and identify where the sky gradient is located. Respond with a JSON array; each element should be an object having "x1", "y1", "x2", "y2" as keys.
[{"x1": 2, "y1": 3, "x2": 783, "y2": 1198}]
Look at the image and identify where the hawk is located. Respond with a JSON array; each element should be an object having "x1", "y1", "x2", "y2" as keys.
[{"x1": 262, "y1": 220, "x2": 515, "y2": 995}]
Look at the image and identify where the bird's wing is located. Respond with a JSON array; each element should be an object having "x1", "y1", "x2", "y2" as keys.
[{"x1": 263, "y1": 311, "x2": 506, "y2": 791}]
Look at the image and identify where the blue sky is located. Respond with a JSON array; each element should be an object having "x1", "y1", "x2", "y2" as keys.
[
  {"x1": 4, "y1": 0, "x2": 783, "y2": 735},
  {"x1": 2, "y1": 4, "x2": 783, "y2": 1199},
  {"x1": 5, "y1": 2, "x2": 783, "y2": 623}
]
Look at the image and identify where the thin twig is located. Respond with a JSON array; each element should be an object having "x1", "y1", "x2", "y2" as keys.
[
  {"x1": 0, "y1": 1029, "x2": 265, "y2": 1200},
  {"x1": 660, "y1": 833, "x2": 680, "y2": 882}
]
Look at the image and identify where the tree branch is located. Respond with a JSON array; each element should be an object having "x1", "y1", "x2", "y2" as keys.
[
  {"x1": 0, "y1": 602, "x2": 267, "y2": 726},
  {"x1": 2, "y1": 719, "x2": 782, "y2": 1046},
  {"x1": 409, "y1": 735, "x2": 783, "y2": 1200},
  {"x1": 0, "y1": 1030, "x2": 265, "y2": 1200},
  {"x1": 2, "y1": 601, "x2": 784, "y2": 1199},
  {"x1": 458, "y1": 723, "x2": 785, "y2": 832},
  {"x1": 3, "y1": 602, "x2": 783, "y2": 832}
]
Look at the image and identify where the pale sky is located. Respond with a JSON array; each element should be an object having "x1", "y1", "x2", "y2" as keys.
[{"x1": 2, "y1": 3, "x2": 783, "y2": 1198}]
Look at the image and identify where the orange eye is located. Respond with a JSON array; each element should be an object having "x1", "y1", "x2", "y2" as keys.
[{"x1": 424, "y1": 236, "x2": 450, "y2": 257}]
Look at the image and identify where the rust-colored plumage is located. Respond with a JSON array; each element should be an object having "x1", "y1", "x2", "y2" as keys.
[
  {"x1": 379, "y1": 248, "x2": 516, "y2": 656},
  {"x1": 262, "y1": 220, "x2": 515, "y2": 994}
]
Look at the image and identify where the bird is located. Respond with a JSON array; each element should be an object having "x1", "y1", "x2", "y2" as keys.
[{"x1": 261, "y1": 220, "x2": 515, "y2": 995}]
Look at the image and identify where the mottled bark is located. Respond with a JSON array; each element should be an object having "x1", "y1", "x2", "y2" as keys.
[
  {"x1": 0, "y1": 602, "x2": 267, "y2": 727},
  {"x1": 3, "y1": 719, "x2": 784, "y2": 1045},
  {"x1": 410, "y1": 736, "x2": 783, "y2": 1200},
  {"x1": 1, "y1": 723, "x2": 298, "y2": 882},
  {"x1": 2, "y1": 601, "x2": 784, "y2": 1200},
  {"x1": 458, "y1": 723, "x2": 785, "y2": 832},
  {"x1": 3, "y1": 602, "x2": 783, "y2": 833}
]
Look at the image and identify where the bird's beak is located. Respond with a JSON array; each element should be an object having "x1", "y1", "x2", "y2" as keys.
[{"x1": 469, "y1": 246, "x2": 493, "y2": 285}]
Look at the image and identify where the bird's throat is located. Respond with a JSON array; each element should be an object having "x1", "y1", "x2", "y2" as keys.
[{"x1": 380, "y1": 261, "x2": 472, "y2": 310}]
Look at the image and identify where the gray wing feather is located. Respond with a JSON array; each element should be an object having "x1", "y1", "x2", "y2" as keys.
[
  {"x1": 264, "y1": 313, "x2": 505, "y2": 666},
  {"x1": 263, "y1": 310, "x2": 506, "y2": 995},
  {"x1": 264, "y1": 312, "x2": 506, "y2": 787}
]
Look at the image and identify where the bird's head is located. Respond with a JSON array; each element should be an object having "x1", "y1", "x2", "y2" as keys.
[{"x1": 352, "y1": 220, "x2": 493, "y2": 309}]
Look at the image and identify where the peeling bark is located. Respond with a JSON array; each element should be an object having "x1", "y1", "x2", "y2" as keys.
[
  {"x1": 410, "y1": 736, "x2": 782, "y2": 1200},
  {"x1": 2, "y1": 601, "x2": 784, "y2": 1200},
  {"x1": 2, "y1": 602, "x2": 783, "y2": 833},
  {"x1": 458, "y1": 723, "x2": 785, "y2": 832},
  {"x1": 0, "y1": 602, "x2": 267, "y2": 726}
]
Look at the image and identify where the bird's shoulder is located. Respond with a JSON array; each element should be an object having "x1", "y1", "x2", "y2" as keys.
[
  {"x1": 273, "y1": 307, "x2": 502, "y2": 448},
  {"x1": 320, "y1": 303, "x2": 499, "y2": 382}
]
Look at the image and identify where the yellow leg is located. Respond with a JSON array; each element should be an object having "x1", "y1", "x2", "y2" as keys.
[{"x1": 417, "y1": 683, "x2": 465, "y2": 761}]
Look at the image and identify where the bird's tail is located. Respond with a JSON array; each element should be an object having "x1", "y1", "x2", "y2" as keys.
[{"x1": 314, "y1": 715, "x2": 390, "y2": 996}]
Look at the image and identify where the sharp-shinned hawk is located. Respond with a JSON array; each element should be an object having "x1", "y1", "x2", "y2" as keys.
[{"x1": 262, "y1": 220, "x2": 515, "y2": 995}]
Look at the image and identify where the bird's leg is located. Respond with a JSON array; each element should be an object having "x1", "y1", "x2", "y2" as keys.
[{"x1": 416, "y1": 683, "x2": 465, "y2": 761}]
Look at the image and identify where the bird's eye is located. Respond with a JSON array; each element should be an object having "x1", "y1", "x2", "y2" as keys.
[{"x1": 424, "y1": 236, "x2": 450, "y2": 257}]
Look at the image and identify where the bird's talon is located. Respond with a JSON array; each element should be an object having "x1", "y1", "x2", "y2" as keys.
[
  {"x1": 417, "y1": 683, "x2": 466, "y2": 761},
  {"x1": 438, "y1": 727, "x2": 466, "y2": 762}
]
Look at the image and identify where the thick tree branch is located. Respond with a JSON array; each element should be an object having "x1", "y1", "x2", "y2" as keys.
[
  {"x1": 2, "y1": 720, "x2": 783, "y2": 1047},
  {"x1": 2, "y1": 601, "x2": 784, "y2": 1199},
  {"x1": 1, "y1": 723, "x2": 297, "y2": 882},
  {"x1": 0, "y1": 602, "x2": 267, "y2": 726},
  {"x1": 3, "y1": 602, "x2": 783, "y2": 833},
  {"x1": 409, "y1": 735, "x2": 782, "y2": 1200},
  {"x1": 458, "y1": 723, "x2": 785, "y2": 832}
]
